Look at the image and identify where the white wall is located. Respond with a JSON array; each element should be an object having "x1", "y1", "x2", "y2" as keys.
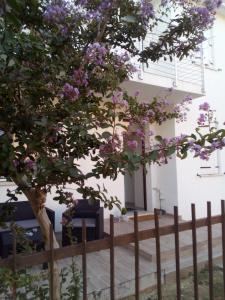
[
  {"x1": 147, "y1": 120, "x2": 179, "y2": 214},
  {"x1": 175, "y1": 14, "x2": 225, "y2": 220}
]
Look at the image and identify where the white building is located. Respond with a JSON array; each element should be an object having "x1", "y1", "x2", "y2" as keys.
[
  {"x1": 1, "y1": 6, "x2": 225, "y2": 232},
  {"x1": 124, "y1": 5, "x2": 225, "y2": 221}
]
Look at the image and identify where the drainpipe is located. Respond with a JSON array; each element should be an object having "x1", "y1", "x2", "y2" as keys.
[
  {"x1": 173, "y1": 56, "x2": 178, "y2": 88},
  {"x1": 138, "y1": 40, "x2": 144, "y2": 80},
  {"x1": 200, "y1": 44, "x2": 206, "y2": 94}
]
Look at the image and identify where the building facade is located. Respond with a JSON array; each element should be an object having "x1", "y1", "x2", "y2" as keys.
[{"x1": 1, "y1": 7, "x2": 225, "y2": 231}]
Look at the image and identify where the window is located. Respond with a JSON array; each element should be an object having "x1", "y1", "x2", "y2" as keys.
[
  {"x1": 202, "y1": 29, "x2": 215, "y2": 68},
  {"x1": 199, "y1": 149, "x2": 219, "y2": 176},
  {"x1": 198, "y1": 120, "x2": 221, "y2": 176}
]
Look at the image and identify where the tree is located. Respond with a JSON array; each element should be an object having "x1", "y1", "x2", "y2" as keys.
[{"x1": 0, "y1": 0, "x2": 224, "y2": 298}]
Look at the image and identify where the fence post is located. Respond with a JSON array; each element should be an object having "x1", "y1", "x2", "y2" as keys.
[
  {"x1": 191, "y1": 204, "x2": 199, "y2": 300},
  {"x1": 174, "y1": 206, "x2": 181, "y2": 300},
  {"x1": 154, "y1": 208, "x2": 162, "y2": 300},
  {"x1": 110, "y1": 215, "x2": 115, "y2": 300},
  {"x1": 207, "y1": 201, "x2": 213, "y2": 300},
  {"x1": 221, "y1": 200, "x2": 225, "y2": 299},
  {"x1": 49, "y1": 223, "x2": 54, "y2": 300},
  {"x1": 134, "y1": 211, "x2": 139, "y2": 300},
  {"x1": 12, "y1": 226, "x2": 17, "y2": 300},
  {"x1": 82, "y1": 219, "x2": 87, "y2": 300}
]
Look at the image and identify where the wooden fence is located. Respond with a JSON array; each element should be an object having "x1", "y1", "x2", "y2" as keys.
[{"x1": 1, "y1": 200, "x2": 225, "y2": 300}]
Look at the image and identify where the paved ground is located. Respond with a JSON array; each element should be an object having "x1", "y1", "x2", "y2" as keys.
[{"x1": 56, "y1": 215, "x2": 223, "y2": 299}]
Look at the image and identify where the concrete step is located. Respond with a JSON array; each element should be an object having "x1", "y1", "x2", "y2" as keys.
[{"x1": 128, "y1": 213, "x2": 155, "y2": 222}]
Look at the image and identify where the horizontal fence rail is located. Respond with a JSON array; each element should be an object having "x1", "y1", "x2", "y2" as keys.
[
  {"x1": 1, "y1": 200, "x2": 225, "y2": 300},
  {"x1": 0, "y1": 214, "x2": 223, "y2": 270}
]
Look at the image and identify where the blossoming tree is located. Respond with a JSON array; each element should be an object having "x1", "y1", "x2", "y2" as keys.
[{"x1": 0, "y1": 0, "x2": 224, "y2": 298}]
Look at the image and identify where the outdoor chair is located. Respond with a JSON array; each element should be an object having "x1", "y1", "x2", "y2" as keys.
[
  {"x1": 0, "y1": 201, "x2": 55, "y2": 258},
  {"x1": 62, "y1": 199, "x2": 104, "y2": 246}
]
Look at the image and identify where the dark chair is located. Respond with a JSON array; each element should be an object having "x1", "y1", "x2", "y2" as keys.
[
  {"x1": 0, "y1": 201, "x2": 55, "y2": 258},
  {"x1": 62, "y1": 199, "x2": 104, "y2": 246}
]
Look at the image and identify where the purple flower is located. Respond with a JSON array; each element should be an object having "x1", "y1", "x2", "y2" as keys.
[
  {"x1": 134, "y1": 90, "x2": 140, "y2": 97},
  {"x1": 85, "y1": 43, "x2": 108, "y2": 66},
  {"x1": 99, "y1": 134, "x2": 122, "y2": 156},
  {"x1": 43, "y1": 4, "x2": 69, "y2": 24},
  {"x1": 189, "y1": 6, "x2": 214, "y2": 27},
  {"x1": 127, "y1": 140, "x2": 138, "y2": 150},
  {"x1": 204, "y1": 0, "x2": 222, "y2": 12},
  {"x1": 183, "y1": 95, "x2": 193, "y2": 104},
  {"x1": 63, "y1": 83, "x2": 80, "y2": 101},
  {"x1": 73, "y1": 68, "x2": 88, "y2": 87},
  {"x1": 140, "y1": 0, "x2": 155, "y2": 24},
  {"x1": 199, "y1": 102, "x2": 210, "y2": 111},
  {"x1": 198, "y1": 113, "x2": 207, "y2": 125},
  {"x1": 199, "y1": 150, "x2": 210, "y2": 160},
  {"x1": 25, "y1": 159, "x2": 36, "y2": 171},
  {"x1": 135, "y1": 128, "x2": 145, "y2": 138},
  {"x1": 112, "y1": 91, "x2": 128, "y2": 107}
]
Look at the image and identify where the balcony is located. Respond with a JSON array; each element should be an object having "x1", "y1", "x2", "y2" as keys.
[{"x1": 123, "y1": 33, "x2": 205, "y2": 103}]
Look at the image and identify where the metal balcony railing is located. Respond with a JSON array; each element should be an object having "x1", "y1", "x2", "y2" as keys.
[{"x1": 138, "y1": 33, "x2": 205, "y2": 94}]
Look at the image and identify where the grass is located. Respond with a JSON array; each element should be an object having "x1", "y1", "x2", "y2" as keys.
[{"x1": 147, "y1": 265, "x2": 224, "y2": 300}]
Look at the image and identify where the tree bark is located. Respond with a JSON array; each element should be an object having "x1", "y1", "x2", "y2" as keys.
[{"x1": 22, "y1": 188, "x2": 61, "y2": 300}]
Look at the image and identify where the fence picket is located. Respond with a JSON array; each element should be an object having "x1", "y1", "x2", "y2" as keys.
[
  {"x1": 49, "y1": 224, "x2": 54, "y2": 300},
  {"x1": 110, "y1": 215, "x2": 115, "y2": 300},
  {"x1": 191, "y1": 204, "x2": 199, "y2": 300},
  {"x1": 207, "y1": 201, "x2": 213, "y2": 300},
  {"x1": 12, "y1": 227, "x2": 17, "y2": 300},
  {"x1": 154, "y1": 208, "x2": 162, "y2": 300},
  {"x1": 174, "y1": 206, "x2": 181, "y2": 300},
  {"x1": 82, "y1": 219, "x2": 87, "y2": 300},
  {"x1": 222, "y1": 200, "x2": 225, "y2": 299},
  {"x1": 134, "y1": 211, "x2": 140, "y2": 300}
]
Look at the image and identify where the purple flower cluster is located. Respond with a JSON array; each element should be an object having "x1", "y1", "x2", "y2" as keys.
[
  {"x1": 85, "y1": 43, "x2": 108, "y2": 66},
  {"x1": 99, "y1": 134, "x2": 122, "y2": 156},
  {"x1": 24, "y1": 158, "x2": 36, "y2": 171},
  {"x1": 198, "y1": 113, "x2": 207, "y2": 125},
  {"x1": 199, "y1": 101, "x2": 210, "y2": 111},
  {"x1": 13, "y1": 158, "x2": 36, "y2": 171},
  {"x1": 73, "y1": 68, "x2": 88, "y2": 87},
  {"x1": 204, "y1": 0, "x2": 222, "y2": 11},
  {"x1": 197, "y1": 102, "x2": 210, "y2": 125},
  {"x1": 127, "y1": 140, "x2": 138, "y2": 150},
  {"x1": 140, "y1": 0, "x2": 155, "y2": 21},
  {"x1": 62, "y1": 83, "x2": 80, "y2": 101},
  {"x1": 135, "y1": 128, "x2": 145, "y2": 139},
  {"x1": 189, "y1": 6, "x2": 215, "y2": 27},
  {"x1": 79, "y1": 0, "x2": 112, "y2": 21},
  {"x1": 112, "y1": 91, "x2": 128, "y2": 107},
  {"x1": 174, "y1": 95, "x2": 193, "y2": 123},
  {"x1": 189, "y1": 139, "x2": 225, "y2": 161},
  {"x1": 43, "y1": 4, "x2": 69, "y2": 24}
]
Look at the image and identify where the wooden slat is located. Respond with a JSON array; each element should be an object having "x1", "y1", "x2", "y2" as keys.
[
  {"x1": 0, "y1": 214, "x2": 223, "y2": 270},
  {"x1": 110, "y1": 215, "x2": 115, "y2": 300},
  {"x1": 174, "y1": 206, "x2": 181, "y2": 300},
  {"x1": 222, "y1": 200, "x2": 225, "y2": 299},
  {"x1": 191, "y1": 204, "x2": 198, "y2": 300},
  {"x1": 207, "y1": 202, "x2": 213, "y2": 300},
  {"x1": 134, "y1": 211, "x2": 140, "y2": 300},
  {"x1": 49, "y1": 224, "x2": 54, "y2": 300},
  {"x1": 12, "y1": 227, "x2": 17, "y2": 300},
  {"x1": 154, "y1": 208, "x2": 162, "y2": 300},
  {"x1": 82, "y1": 219, "x2": 87, "y2": 300}
]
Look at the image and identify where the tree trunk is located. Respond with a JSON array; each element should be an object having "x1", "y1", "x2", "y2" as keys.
[{"x1": 22, "y1": 188, "x2": 61, "y2": 300}]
